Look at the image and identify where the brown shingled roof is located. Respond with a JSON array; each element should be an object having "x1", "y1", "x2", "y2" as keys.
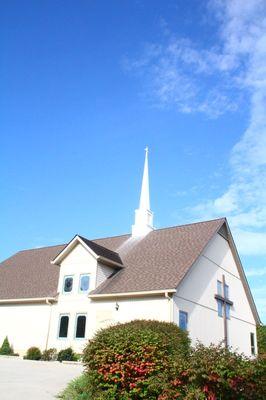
[
  {"x1": 91, "y1": 218, "x2": 225, "y2": 295},
  {"x1": 78, "y1": 236, "x2": 123, "y2": 265},
  {"x1": 0, "y1": 218, "x2": 225, "y2": 300},
  {"x1": 0, "y1": 245, "x2": 64, "y2": 300}
]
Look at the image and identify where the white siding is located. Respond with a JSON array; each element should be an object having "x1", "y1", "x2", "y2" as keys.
[
  {"x1": 173, "y1": 233, "x2": 257, "y2": 356},
  {"x1": 96, "y1": 263, "x2": 115, "y2": 287}
]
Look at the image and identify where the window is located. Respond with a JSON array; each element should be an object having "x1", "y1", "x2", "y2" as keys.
[
  {"x1": 75, "y1": 315, "x2": 86, "y2": 339},
  {"x1": 224, "y1": 284, "x2": 229, "y2": 299},
  {"x1": 217, "y1": 280, "x2": 222, "y2": 296},
  {"x1": 63, "y1": 276, "x2": 73, "y2": 293},
  {"x1": 218, "y1": 299, "x2": 223, "y2": 317},
  {"x1": 179, "y1": 311, "x2": 188, "y2": 331},
  {"x1": 79, "y1": 274, "x2": 90, "y2": 293},
  {"x1": 58, "y1": 315, "x2": 69, "y2": 338},
  {"x1": 225, "y1": 303, "x2": 230, "y2": 319},
  {"x1": 250, "y1": 332, "x2": 255, "y2": 355}
]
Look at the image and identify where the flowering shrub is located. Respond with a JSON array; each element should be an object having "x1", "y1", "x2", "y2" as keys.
[
  {"x1": 158, "y1": 343, "x2": 266, "y2": 400},
  {"x1": 83, "y1": 320, "x2": 190, "y2": 399},
  {"x1": 60, "y1": 322, "x2": 266, "y2": 399}
]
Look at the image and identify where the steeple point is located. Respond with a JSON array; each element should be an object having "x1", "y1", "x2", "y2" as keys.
[{"x1": 132, "y1": 147, "x2": 154, "y2": 237}]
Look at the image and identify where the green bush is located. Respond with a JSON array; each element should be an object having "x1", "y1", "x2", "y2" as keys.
[
  {"x1": 57, "y1": 347, "x2": 77, "y2": 362},
  {"x1": 41, "y1": 348, "x2": 57, "y2": 361},
  {"x1": 0, "y1": 336, "x2": 14, "y2": 355},
  {"x1": 24, "y1": 346, "x2": 42, "y2": 360},
  {"x1": 83, "y1": 319, "x2": 190, "y2": 399}
]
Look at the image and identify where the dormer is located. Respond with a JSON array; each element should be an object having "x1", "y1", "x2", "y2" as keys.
[{"x1": 51, "y1": 235, "x2": 123, "y2": 295}]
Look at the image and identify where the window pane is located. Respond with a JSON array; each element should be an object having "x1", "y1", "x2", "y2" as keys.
[
  {"x1": 250, "y1": 332, "x2": 255, "y2": 346},
  {"x1": 250, "y1": 332, "x2": 255, "y2": 355},
  {"x1": 59, "y1": 316, "x2": 69, "y2": 338},
  {"x1": 64, "y1": 277, "x2": 73, "y2": 293},
  {"x1": 225, "y1": 303, "x2": 230, "y2": 319},
  {"x1": 76, "y1": 315, "x2": 86, "y2": 338},
  {"x1": 80, "y1": 275, "x2": 90, "y2": 292},
  {"x1": 218, "y1": 299, "x2": 223, "y2": 317},
  {"x1": 217, "y1": 281, "x2": 222, "y2": 296},
  {"x1": 179, "y1": 311, "x2": 188, "y2": 331},
  {"x1": 224, "y1": 284, "x2": 229, "y2": 299}
]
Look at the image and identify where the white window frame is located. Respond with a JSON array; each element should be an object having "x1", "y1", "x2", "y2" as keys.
[
  {"x1": 62, "y1": 275, "x2": 74, "y2": 294},
  {"x1": 79, "y1": 274, "x2": 90, "y2": 294},
  {"x1": 58, "y1": 314, "x2": 70, "y2": 339},
  {"x1": 74, "y1": 313, "x2": 87, "y2": 340}
]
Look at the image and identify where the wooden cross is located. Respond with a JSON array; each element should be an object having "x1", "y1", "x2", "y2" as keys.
[{"x1": 214, "y1": 275, "x2": 233, "y2": 348}]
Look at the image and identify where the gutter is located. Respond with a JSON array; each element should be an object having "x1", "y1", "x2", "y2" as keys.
[
  {"x1": 0, "y1": 297, "x2": 57, "y2": 305},
  {"x1": 88, "y1": 288, "x2": 176, "y2": 299},
  {"x1": 96, "y1": 255, "x2": 123, "y2": 268}
]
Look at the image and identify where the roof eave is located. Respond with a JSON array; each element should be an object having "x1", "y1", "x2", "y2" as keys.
[
  {"x1": 51, "y1": 235, "x2": 123, "y2": 268},
  {"x1": 88, "y1": 288, "x2": 176, "y2": 299},
  {"x1": 0, "y1": 297, "x2": 57, "y2": 305},
  {"x1": 224, "y1": 220, "x2": 261, "y2": 325}
]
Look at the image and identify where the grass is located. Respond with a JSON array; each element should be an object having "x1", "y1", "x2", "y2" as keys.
[{"x1": 57, "y1": 375, "x2": 91, "y2": 400}]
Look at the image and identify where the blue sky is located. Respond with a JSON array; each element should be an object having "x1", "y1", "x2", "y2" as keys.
[{"x1": 1, "y1": 1, "x2": 265, "y2": 322}]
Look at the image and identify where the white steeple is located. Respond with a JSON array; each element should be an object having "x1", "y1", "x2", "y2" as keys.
[{"x1": 132, "y1": 147, "x2": 154, "y2": 237}]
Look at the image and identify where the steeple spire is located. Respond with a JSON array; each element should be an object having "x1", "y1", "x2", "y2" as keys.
[{"x1": 132, "y1": 147, "x2": 154, "y2": 237}]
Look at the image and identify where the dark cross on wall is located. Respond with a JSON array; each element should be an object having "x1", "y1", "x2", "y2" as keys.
[{"x1": 214, "y1": 274, "x2": 233, "y2": 347}]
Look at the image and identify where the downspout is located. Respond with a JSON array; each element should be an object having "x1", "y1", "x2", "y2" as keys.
[
  {"x1": 165, "y1": 291, "x2": 174, "y2": 323},
  {"x1": 45, "y1": 298, "x2": 53, "y2": 350}
]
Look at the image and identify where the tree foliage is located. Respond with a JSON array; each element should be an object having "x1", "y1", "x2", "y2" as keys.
[
  {"x1": 0, "y1": 336, "x2": 13, "y2": 355},
  {"x1": 257, "y1": 325, "x2": 266, "y2": 356}
]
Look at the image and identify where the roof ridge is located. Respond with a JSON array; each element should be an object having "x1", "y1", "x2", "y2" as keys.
[{"x1": 91, "y1": 233, "x2": 131, "y2": 241}]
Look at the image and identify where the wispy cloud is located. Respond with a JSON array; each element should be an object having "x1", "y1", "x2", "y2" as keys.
[
  {"x1": 125, "y1": 0, "x2": 266, "y2": 319},
  {"x1": 124, "y1": 23, "x2": 243, "y2": 117},
  {"x1": 246, "y1": 267, "x2": 266, "y2": 277},
  {"x1": 186, "y1": 0, "x2": 266, "y2": 257},
  {"x1": 126, "y1": 1, "x2": 266, "y2": 254},
  {"x1": 126, "y1": 0, "x2": 266, "y2": 255}
]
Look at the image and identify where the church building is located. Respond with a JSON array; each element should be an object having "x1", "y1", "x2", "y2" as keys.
[{"x1": 0, "y1": 149, "x2": 260, "y2": 356}]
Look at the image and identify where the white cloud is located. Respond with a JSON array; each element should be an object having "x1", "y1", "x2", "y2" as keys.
[
  {"x1": 181, "y1": 0, "x2": 266, "y2": 257},
  {"x1": 245, "y1": 267, "x2": 266, "y2": 277},
  {"x1": 125, "y1": 1, "x2": 266, "y2": 316},
  {"x1": 124, "y1": 33, "x2": 243, "y2": 117}
]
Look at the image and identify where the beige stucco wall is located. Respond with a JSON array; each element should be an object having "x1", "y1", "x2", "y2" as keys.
[
  {"x1": 47, "y1": 243, "x2": 170, "y2": 353},
  {"x1": 0, "y1": 303, "x2": 51, "y2": 355},
  {"x1": 173, "y1": 233, "x2": 257, "y2": 356}
]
